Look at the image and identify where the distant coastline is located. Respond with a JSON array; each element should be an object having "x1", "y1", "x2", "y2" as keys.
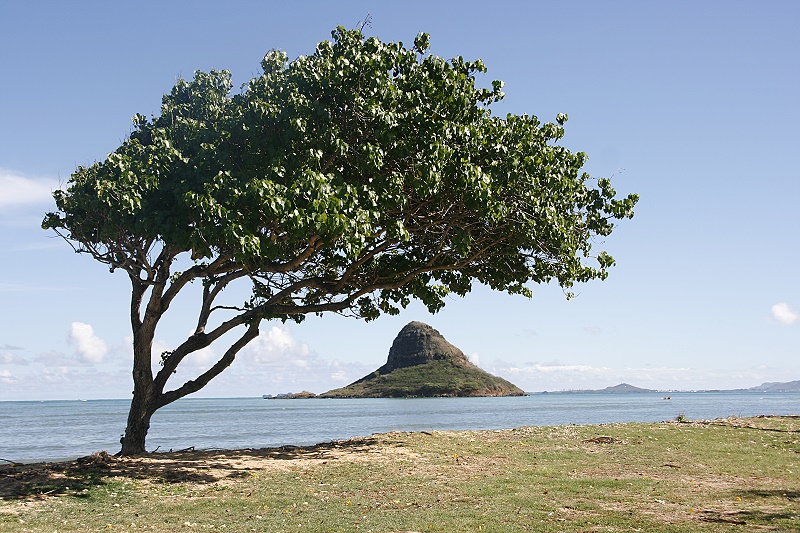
[
  {"x1": 532, "y1": 380, "x2": 800, "y2": 395},
  {"x1": 264, "y1": 380, "x2": 800, "y2": 399}
]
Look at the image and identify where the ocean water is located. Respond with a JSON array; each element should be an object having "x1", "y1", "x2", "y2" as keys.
[{"x1": 1, "y1": 392, "x2": 798, "y2": 464}]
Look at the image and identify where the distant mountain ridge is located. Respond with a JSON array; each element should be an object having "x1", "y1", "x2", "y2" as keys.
[
  {"x1": 536, "y1": 380, "x2": 800, "y2": 394},
  {"x1": 601, "y1": 383, "x2": 656, "y2": 393},
  {"x1": 745, "y1": 380, "x2": 800, "y2": 392},
  {"x1": 540, "y1": 382, "x2": 656, "y2": 394}
]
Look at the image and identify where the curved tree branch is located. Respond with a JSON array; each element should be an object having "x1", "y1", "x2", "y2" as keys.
[{"x1": 154, "y1": 321, "x2": 261, "y2": 409}]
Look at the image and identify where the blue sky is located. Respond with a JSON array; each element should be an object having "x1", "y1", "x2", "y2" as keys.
[{"x1": 1, "y1": 0, "x2": 798, "y2": 400}]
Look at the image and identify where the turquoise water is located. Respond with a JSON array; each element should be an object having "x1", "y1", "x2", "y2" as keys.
[{"x1": 1, "y1": 392, "x2": 798, "y2": 463}]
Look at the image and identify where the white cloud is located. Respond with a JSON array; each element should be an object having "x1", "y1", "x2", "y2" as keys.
[
  {"x1": 515, "y1": 363, "x2": 601, "y2": 374},
  {"x1": 330, "y1": 370, "x2": 348, "y2": 382},
  {"x1": 468, "y1": 352, "x2": 480, "y2": 366},
  {"x1": 42, "y1": 366, "x2": 72, "y2": 383},
  {"x1": 0, "y1": 343, "x2": 23, "y2": 350},
  {"x1": 184, "y1": 345, "x2": 216, "y2": 367},
  {"x1": 0, "y1": 352, "x2": 29, "y2": 365},
  {"x1": 486, "y1": 361, "x2": 722, "y2": 392},
  {"x1": 0, "y1": 169, "x2": 60, "y2": 207},
  {"x1": 35, "y1": 350, "x2": 72, "y2": 366},
  {"x1": 771, "y1": 302, "x2": 799, "y2": 325},
  {"x1": 0, "y1": 363, "x2": 133, "y2": 401},
  {"x1": 247, "y1": 325, "x2": 313, "y2": 366},
  {"x1": 68, "y1": 322, "x2": 108, "y2": 363}
]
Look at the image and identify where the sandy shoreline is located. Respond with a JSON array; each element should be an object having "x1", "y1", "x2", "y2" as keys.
[{"x1": 3, "y1": 415, "x2": 797, "y2": 500}]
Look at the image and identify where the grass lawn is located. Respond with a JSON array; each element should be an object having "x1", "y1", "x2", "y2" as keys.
[{"x1": 1, "y1": 416, "x2": 798, "y2": 532}]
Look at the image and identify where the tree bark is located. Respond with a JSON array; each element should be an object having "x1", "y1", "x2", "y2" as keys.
[
  {"x1": 118, "y1": 290, "x2": 262, "y2": 455},
  {"x1": 119, "y1": 276, "x2": 158, "y2": 456},
  {"x1": 119, "y1": 390, "x2": 154, "y2": 455},
  {"x1": 119, "y1": 327, "x2": 157, "y2": 455}
]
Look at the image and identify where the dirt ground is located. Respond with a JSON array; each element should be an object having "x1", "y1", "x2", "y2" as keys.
[
  {"x1": 2, "y1": 418, "x2": 798, "y2": 499},
  {"x1": 0, "y1": 432, "x2": 424, "y2": 501}
]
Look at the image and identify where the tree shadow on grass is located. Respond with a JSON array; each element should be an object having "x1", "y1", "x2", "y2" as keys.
[
  {"x1": 699, "y1": 509, "x2": 798, "y2": 527},
  {"x1": 696, "y1": 488, "x2": 800, "y2": 527},
  {"x1": 0, "y1": 436, "x2": 380, "y2": 500},
  {"x1": 734, "y1": 488, "x2": 800, "y2": 501}
]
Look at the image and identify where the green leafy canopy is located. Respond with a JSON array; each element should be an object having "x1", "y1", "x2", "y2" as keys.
[{"x1": 44, "y1": 27, "x2": 638, "y2": 324}]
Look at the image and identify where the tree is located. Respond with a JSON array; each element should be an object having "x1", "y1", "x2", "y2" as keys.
[{"x1": 43, "y1": 28, "x2": 638, "y2": 456}]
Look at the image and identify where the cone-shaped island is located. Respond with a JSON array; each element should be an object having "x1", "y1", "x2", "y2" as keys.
[{"x1": 320, "y1": 321, "x2": 524, "y2": 398}]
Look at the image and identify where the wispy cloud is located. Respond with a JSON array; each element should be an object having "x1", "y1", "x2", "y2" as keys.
[
  {"x1": 0, "y1": 282, "x2": 68, "y2": 293},
  {"x1": 771, "y1": 303, "x2": 799, "y2": 325},
  {"x1": 35, "y1": 350, "x2": 72, "y2": 366},
  {"x1": 1, "y1": 343, "x2": 23, "y2": 350},
  {"x1": 483, "y1": 361, "x2": 769, "y2": 392},
  {"x1": 0, "y1": 169, "x2": 60, "y2": 208},
  {"x1": 0, "y1": 365, "x2": 132, "y2": 401},
  {"x1": 68, "y1": 322, "x2": 108, "y2": 364},
  {"x1": 0, "y1": 352, "x2": 29, "y2": 365}
]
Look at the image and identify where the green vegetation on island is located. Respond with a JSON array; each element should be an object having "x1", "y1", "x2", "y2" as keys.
[
  {"x1": 320, "y1": 322, "x2": 524, "y2": 398},
  {"x1": 320, "y1": 359, "x2": 523, "y2": 398}
]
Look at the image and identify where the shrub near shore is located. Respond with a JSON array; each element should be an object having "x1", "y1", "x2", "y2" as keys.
[{"x1": 1, "y1": 416, "x2": 798, "y2": 532}]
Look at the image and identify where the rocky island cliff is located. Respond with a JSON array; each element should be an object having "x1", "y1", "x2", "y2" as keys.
[{"x1": 320, "y1": 321, "x2": 524, "y2": 398}]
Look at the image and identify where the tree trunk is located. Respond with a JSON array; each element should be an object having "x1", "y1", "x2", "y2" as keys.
[
  {"x1": 120, "y1": 310, "x2": 157, "y2": 456},
  {"x1": 117, "y1": 273, "x2": 262, "y2": 456},
  {"x1": 119, "y1": 392, "x2": 153, "y2": 455}
]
